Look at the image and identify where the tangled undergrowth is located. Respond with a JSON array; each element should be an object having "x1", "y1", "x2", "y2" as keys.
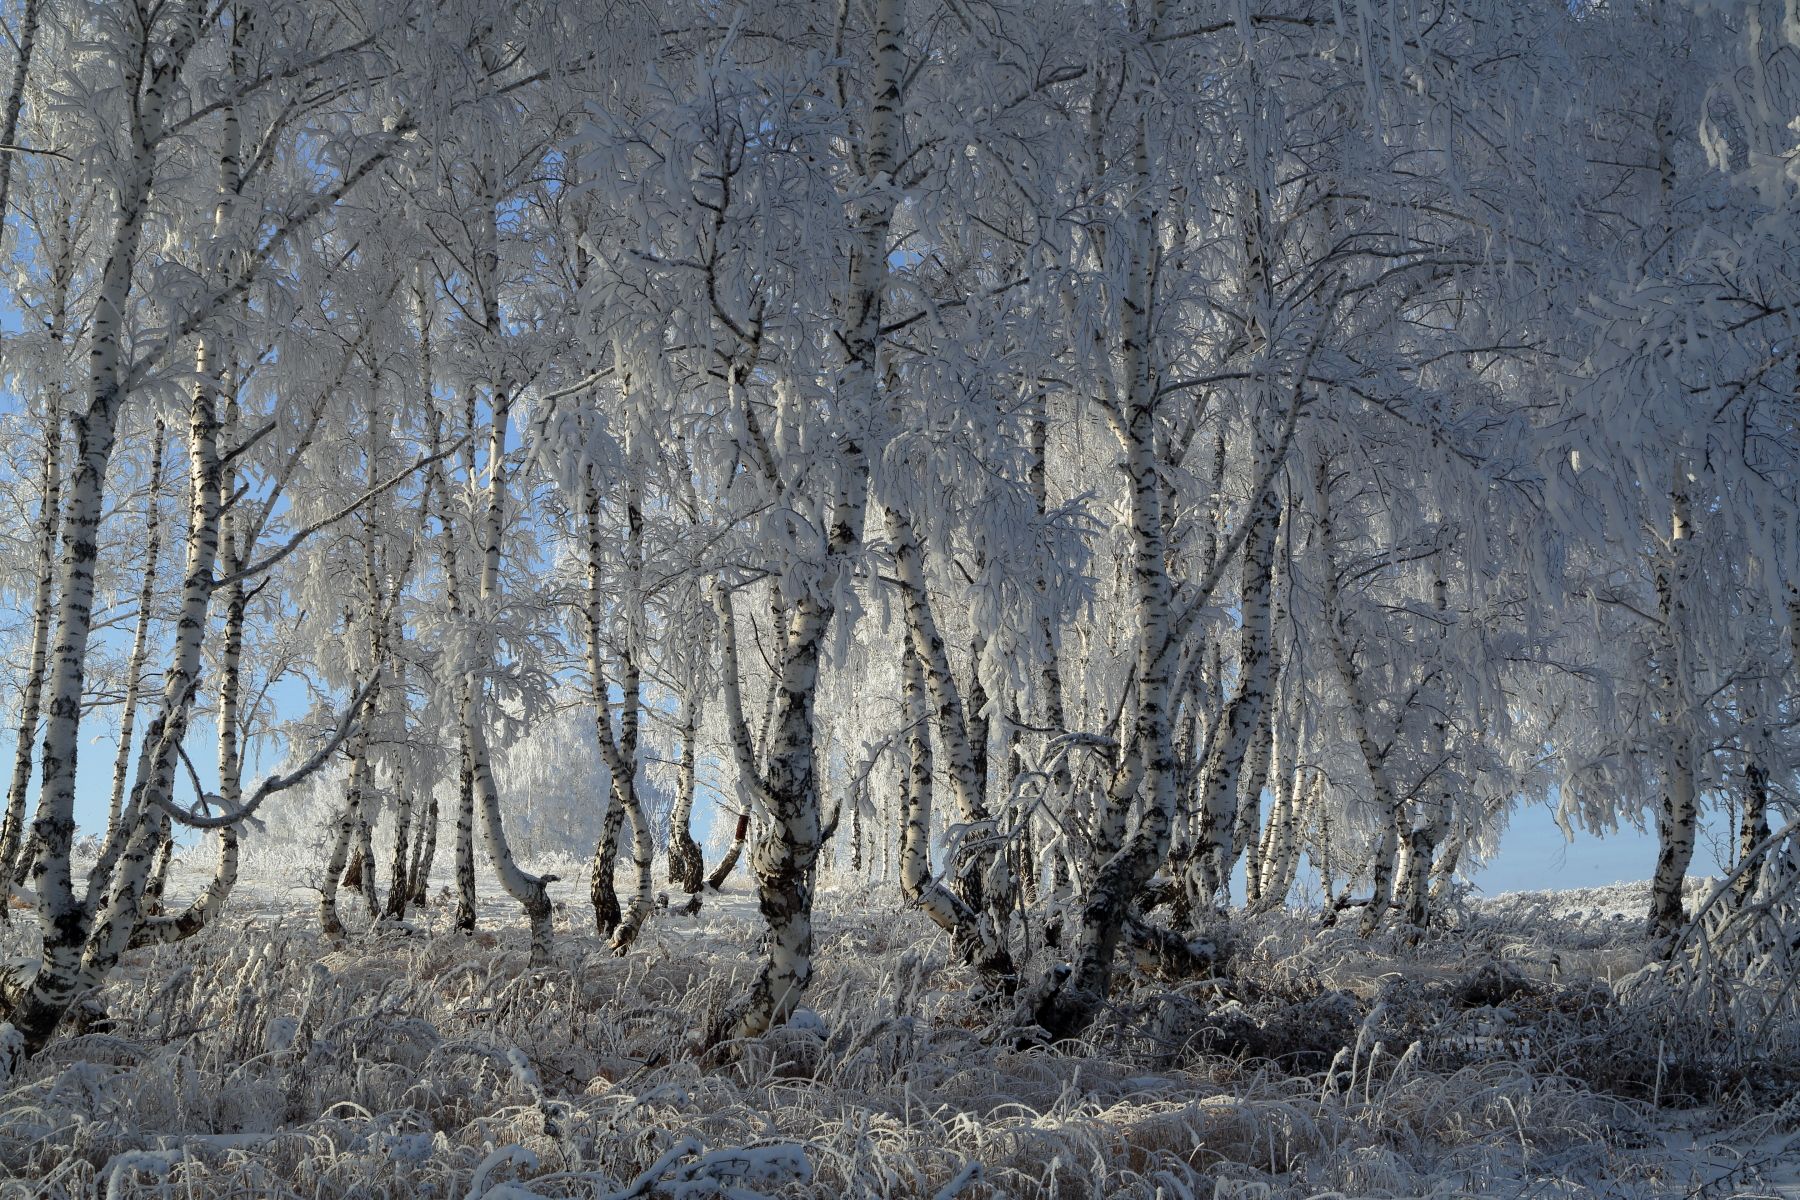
[{"x1": 1, "y1": 873, "x2": 1796, "y2": 1199}]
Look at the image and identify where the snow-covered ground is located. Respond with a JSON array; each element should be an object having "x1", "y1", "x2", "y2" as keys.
[{"x1": 1, "y1": 858, "x2": 1796, "y2": 1198}]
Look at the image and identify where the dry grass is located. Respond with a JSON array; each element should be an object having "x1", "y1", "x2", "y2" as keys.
[{"x1": 0, "y1": 873, "x2": 1794, "y2": 1198}]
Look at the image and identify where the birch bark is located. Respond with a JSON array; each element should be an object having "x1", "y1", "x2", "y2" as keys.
[
  {"x1": 0, "y1": 408, "x2": 64, "y2": 885},
  {"x1": 467, "y1": 391, "x2": 557, "y2": 963},
  {"x1": 1031, "y1": 11, "x2": 1181, "y2": 1037},
  {"x1": 1649, "y1": 463, "x2": 1698, "y2": 947},
  {"x1": 7, "y1": 11, "x2": 204, "y2": 1052}
]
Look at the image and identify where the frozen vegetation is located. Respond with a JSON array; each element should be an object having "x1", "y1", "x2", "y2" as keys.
[
  {"x1": 0, "y1": 859, "x2": 1796, "y2": 1198},
  {"x1": 0, "y1": 0, "x2": 1797, "y2": 1195}
]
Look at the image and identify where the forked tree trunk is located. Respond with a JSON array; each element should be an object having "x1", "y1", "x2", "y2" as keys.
[
  {"x1": 722, "y1": 600, "x2": 834, "y2": 1037},
  {"x1": 1311, "y1": 457, "x2": 1405, "y2": 936},
  {"x1": 1398, "y1": 571, "x2": 1452, "y2": 928},
  {"x1": 883, "y1": 504, "x2": 1000, "y2": 962},
  {"x1": 1250, "y1": 668, "x2": 1293, "y2": 907},
  {"x1": 1260, "y1": 768, "x2": 1313, "y2": 911},
  {"x1": 1233, "y1": 706, "x2": 1273, "y2": 906},
  {"x1": 580, "y1": 462, "x2": 653, "y2": 954},
  {"x1": 132, "y1": 451, "x2": 245, "y2": 951},
  {"x1": 408, "y1": 786, "x2": 439, "y2": 906},
  {"x1": 4, "y1": 9, "x2": 200, "y2": 1056},
  {"x1": 1187, "y1": 183, "x2": 1283, "y2": 914},
  {"x1": 897, "y1": 643, "x2": 977, "y2": 931},
  {"x1": 1031, "y1": 65, "x2": 1182, "y2": 1040}
]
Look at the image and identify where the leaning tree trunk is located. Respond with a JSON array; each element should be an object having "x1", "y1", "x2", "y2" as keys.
[
  {"x1": 131, "y1": 447, "x2": 247, "y2": 951},
  {"x1": 591, "y1": 796, "x2": 624, "y2": 936},
  {"x1": 883, "y1": 504, "x2": 1001, "y2": 964},
  {"x1": 709, "y1": 600, "x2": 758, "y2": 893},
  {"x1": 1734, "y1": 722, "x2": 1771, "y2": 909},
  {"x1": 70, "y1": 208, "x2": 233, "y2": 1038},
  {"x1": 320, "y1": 692, "x2": 376, "y2": 941},
  {"x1": 0, "y1": 407, "x2": 65, "y2": 888},
  {"x1": 0, "y1": 0, "x2": 42, "y2": 231},
  {"x1": 133, "y1": 476, "x2": 247, "y2": 950},
  {"x1": 897, "y1": 642, "x2": 977, "y2": 932},
  {"x1": 1187, "y1": 482, "x2": 1278, "y2": 911},
  {"x1": 708, "y1": 812, "x2": 750, "y2": 891}
]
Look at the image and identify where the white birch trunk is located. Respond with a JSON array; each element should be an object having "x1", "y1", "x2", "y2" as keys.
[
  {"x1": 110, "y1": 15, "x2": 248, "y2": 955},
  {"x1": 1649, "y1": 463, "x2": 1698, "y2": 947},
  {"x1": 411, "y1": 797, "x2": 438, "y2": 905},
  {"x1": 1314, "y1": 460, "x2": 1403, "y2": 937},
  {"x1": 0, "y1": 0, "x2": 42, "y2": 231},
  {"x1": 77, "y1": 225, "x2": 231, "y2": 1004},
  {"x1": 1187, "y1": 178, "x2": 1282, "y2": 912},
  {"x1": 319, "y1": 748, "x2": 363, "y2": 941},
  {"x1": 467, "y1": 392, "x2": 555, "y2": 963},
  {"x1": 1032, "y1": 19, "x2": 1179, "y2": 1036},
  {"x1": 0, "y1": 408, "x2": 64, "y2": 885},
  {"x1": 385, "y1": 745, "x2": 414, "y2": 919},
  {"x1": 97, "y1": 424, "x2": 164, "y2": 852},
  {"x1": 897, "y1": 643, "x2": 976, "y2": 932},
  {"x1": 719, "y1": 0, "x2": 898, "y2": 1038},
  {"x1": 434, "y1": 402, "x2": 478, "y2": 933},
  {"x1": 883, "y1": 505, "x2": 998, "y2": 960},
  {"x1": 1398, "y1": 571, "x2": 1452, "y2": 928},
  {"x1": 668, "y1": 693, "x2": 705, "y2": 893},
  {"x1": 1234, "y1": 707, "x2": 1273, "y2": 906}
]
